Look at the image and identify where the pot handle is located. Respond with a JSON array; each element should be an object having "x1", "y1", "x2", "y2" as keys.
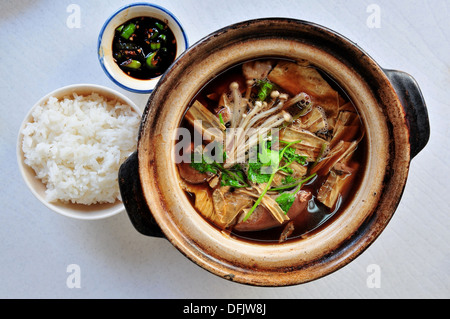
[
  {"x1": 118, "y1": 151, "x2": 165, "y2": 238},
  {"x1": 384, "y1": 69, "x2": 430, "y2": 159}
]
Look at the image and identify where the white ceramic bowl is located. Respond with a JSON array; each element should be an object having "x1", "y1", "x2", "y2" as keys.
[
  {"x1": 17, "y1": 84, "x2": 142, "y2": 220},
  {"x1": 97, "y1": 3, "x2": 189, "y2": 93}
]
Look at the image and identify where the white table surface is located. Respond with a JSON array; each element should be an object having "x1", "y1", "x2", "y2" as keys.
[{"x1": 1, "y1": 0, "x2": 449, "y2": 299}]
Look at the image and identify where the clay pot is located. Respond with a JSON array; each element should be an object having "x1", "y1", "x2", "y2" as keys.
[{"x1": 118, "y1": 19, "x2": 430, "y2": 286}]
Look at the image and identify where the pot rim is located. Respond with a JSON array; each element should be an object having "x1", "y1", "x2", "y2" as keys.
[{"x1": 136, "y1": 18, "x2": 411, "y2": 286}]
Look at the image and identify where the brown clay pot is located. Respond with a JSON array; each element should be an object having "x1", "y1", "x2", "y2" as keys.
[{"x1": 118, "y1": 18, "x2": 430, "y2": 286}]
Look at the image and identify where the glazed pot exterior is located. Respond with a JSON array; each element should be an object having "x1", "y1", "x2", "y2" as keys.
[{"x1": 119, "y1": 19, "x2": 430, "y2": 286}]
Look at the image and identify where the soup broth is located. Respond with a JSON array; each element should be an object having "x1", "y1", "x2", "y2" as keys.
[{"x1": 176, "y1": 58, "x2": 365, "y2": 243}]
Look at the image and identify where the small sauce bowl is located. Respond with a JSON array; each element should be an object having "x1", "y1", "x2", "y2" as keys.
[{"x1": 98, "y1": 3, "x2": 188, "y2": 93}]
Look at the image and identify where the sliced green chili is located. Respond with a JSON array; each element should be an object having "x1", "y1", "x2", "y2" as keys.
[
  {"x1": 146, "y1": 51, "x2": 158, "y2": 68},
  {"x1": 150, "y1": 28, "x2": 159, "y2": 39},
  {"x1": 150, "y1": 42, "x2": 161, "y2": 50},
  {"x1": 120, "y1": 23, "x2": 136, "y2": 40},
  {"x1": 121, "y1": 59, "x2": 141, "y2": 69}
]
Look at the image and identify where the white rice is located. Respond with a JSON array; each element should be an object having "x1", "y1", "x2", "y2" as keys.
[{"x1": 21, "y1": 93, "x2": 141, "y2": 205}]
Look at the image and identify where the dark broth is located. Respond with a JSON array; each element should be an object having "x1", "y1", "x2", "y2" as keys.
[
  {"x1": 178, "y1": 58, "x2": 366, "y2": 243},
  {"x1": 112, "y1": 17, "x2": 177, "y2": 80}
]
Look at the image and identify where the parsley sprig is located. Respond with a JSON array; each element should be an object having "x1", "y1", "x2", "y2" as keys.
[
  {"x1": 189, "y1": 139, "x2": 314, "y2": 219},
  {"x1": 242, "y1": 140, "x2": 304, "y2": 222},
  {"x1": 190, "y1": 151, "x2": 249, "y2": 188},
  {"x1": 274, "y1": 173, "x2": 316, "y2": 213}
]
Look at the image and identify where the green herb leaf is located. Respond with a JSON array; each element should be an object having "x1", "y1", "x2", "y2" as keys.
[
  {"x1": 218, "y1": 113, "x2": 225, "y2": 126},
  {"x1": 190, "y1": 159, "x2": 218, "y2": 174},
  {"x1": 279, "y1": 165, "x2": 293, "y2": 174},
  {"x1": 242, "y1": 140, "x2": 303, "y2": 222},
  {"x1": 247, "y1": 162, "x2": 271, "y2": 184},
  {"x1": 282, "y1": 175, "x2": 297, "y2": 185},
  {"x1": 221, "y1": 170, "x2": 247, "y2": 188},
  {"x1": 270, "y1": 173, "x2": 317, "y2": 193},
  {"x1": 275, "y1": 173, "x2": 317, "y2": 212},
  {"x1": 282, "y1": 146, "x2": 307, "y2": 165},
  {"x1": 190, "y1": 151, "x2": 248, "y2": 188},
  {"x1": 275, "y1": 192, "x2": 296, "y2": 213},
  {"x1": 258, "y1": 140, "x2": 280, "y2": 174}
]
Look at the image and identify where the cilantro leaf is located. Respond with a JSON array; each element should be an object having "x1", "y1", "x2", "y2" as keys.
[
  {"x1": 283, "y1": 146, "x2": 307, "y2": 165},
  {"x1": 279, "y1": 165, "x2": 293, "y2": 174},
  {"x1": 190, "y1": 157, "x2": 218, "y2": 174},
  {"x1": 247, "y1": 140, "x2": 280, "y2": 183},
  {"x1": 258, "y1": 141, "x2": 280, "y2": 175},
  {"x1": 247, "y1": 162, "x2": 271, "y2": 184},
  {"x1": 242, "y1": 140, "x2": 303, "y2": 222},
  {"x1": 190, "y1": 151, "x2": 249, "y2": 188},
  {"x1": 221, "y1": 170, "x2": 247, "y2": 188},
  {"x1": 282, "y1": 175, "x2": 297, "y2": 185},
  {"x1": 275, "y1": 192, "x2": 296, "y2": 213}
]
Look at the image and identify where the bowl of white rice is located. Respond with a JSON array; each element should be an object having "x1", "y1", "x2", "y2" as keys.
[{"x1": 17, "y1": 84, "x2": 142, "y2": 220}]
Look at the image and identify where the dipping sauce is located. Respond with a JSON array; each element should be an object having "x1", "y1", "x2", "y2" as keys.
[{"x1": 112, "y1": 17, "x2": 177, "y2": 80}]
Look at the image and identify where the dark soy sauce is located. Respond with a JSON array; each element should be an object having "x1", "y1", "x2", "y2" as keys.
[{"x1": 112, "y1": 16, "x2": 177, "y2": 80}]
